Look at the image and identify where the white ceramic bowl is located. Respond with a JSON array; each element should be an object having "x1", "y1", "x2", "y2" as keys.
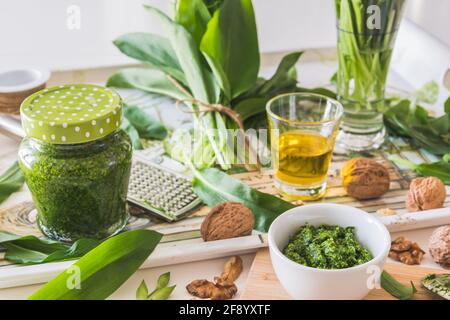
[{"x1": 268, "y1": 203, "x2": 391, "y2": 300}]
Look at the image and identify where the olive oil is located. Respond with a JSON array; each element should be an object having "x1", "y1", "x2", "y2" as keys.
[{"x1": 274, "y1": 131, "x2": 333, "y2": 186}]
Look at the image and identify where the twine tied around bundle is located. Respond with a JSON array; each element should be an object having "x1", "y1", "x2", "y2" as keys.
[{"x1": 166, "y1": 75, "x2": 260, "y2": 171}]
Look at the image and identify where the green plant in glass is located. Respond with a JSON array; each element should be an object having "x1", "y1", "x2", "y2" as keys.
[{"x1": 335, "y1": 0, "x2": 406, "y2": 151}]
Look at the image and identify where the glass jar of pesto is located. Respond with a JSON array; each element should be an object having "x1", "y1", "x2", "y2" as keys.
[{"x1": 19, "y1": 84, "x2": 132, "y2": 242}]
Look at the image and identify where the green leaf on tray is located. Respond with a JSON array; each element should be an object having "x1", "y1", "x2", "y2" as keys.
[
  {"x1": 123, "y1": 104, "x2": 167, "y2": 140},
  {"x1": 107, "y1": 68, "x2": 187, "y2": 101},
  {"x1": 390, "y1": 155, "x2": 450, "y2": 185},
  {"x1": 0, "y1": 231, "x2": 100, "y2": 264},
  {"x1": 121, "y1": 117, "x2": 143, "y2": 150},
  {"x1": 113, "y1": 32, "x2": 186, "y2": 85},
  {"x1": 29, "y1": 229, "x2": 162, "y2": 300},
  {"x1": 200, "y1": 0, "x2": 259, "y2": 99},
  {"x1": 175, "y1": 0, "x2": 211, "y2": 45},
  {"x1": 381, "y1": 270, "x2": 416, "y2": 300},
  {"x1": 0, "y1": 161, "x2": 25, "y2": 205},
  {"x1": 384, "y1": 99, "x2": 450, "y2": 155},
  {"x1": 191, "y1": 167, "x2": 295, "y2": 232}
]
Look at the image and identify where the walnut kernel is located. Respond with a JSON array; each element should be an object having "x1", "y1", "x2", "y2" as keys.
[
  {"x1": 186, "y1": 256, "x2": 243, "y2": 300},
  {"x1": 389, "y1": 236, "x2": 425, "y2": 265}
]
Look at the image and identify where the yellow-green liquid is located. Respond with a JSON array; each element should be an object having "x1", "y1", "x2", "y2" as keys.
[{"x1": 275, "y1": 131, "x2": 333, "y2": 186}]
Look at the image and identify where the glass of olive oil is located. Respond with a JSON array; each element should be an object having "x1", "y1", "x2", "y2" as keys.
[{"x1": 267, "y1": 93, "x2": 343, "y2": 200}]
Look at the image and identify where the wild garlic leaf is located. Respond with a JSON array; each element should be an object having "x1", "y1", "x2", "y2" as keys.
[
  {"x1": 175, "y1": 0, "x2": 211, "y2": 45},
  {"x1": 257, "y1": 52, "x2": 303, "y2": 96},
  {"x1": 384, "y1": 99, "x2": 450, "y2": 155},
  {"x1": 121, "y1": 117, "x2": 143, "y2": 150},
  {"x1": 445, "y1": 97, "x2": 450, "y2": 114},
  {"x1": 156, "y1": 272, "x2": 171, "y2": 290},
  {"x1": 149, "y1": 285, "x2": 176, "y2": 300},
  {"x1": 381, "y1": 271, "x2": 416, "y2": 300},
  {"x1": 390, "y1": 155, "x2": 450, "y2": 185},
  {"x1": 123, "y1": 104, "x2": 167, "y2": 140},
  {"x1": 296, "y1": 86, "x2": 337, "y2": 100},
  {"x1": 144, "y1": 5, "x2": 218, "y2": 103},
  {"x1": 0, "y1": 161, "x2": 25, "y2": 205},
  {"x1": 112, "y1": 33, "x2": 186, "y2": 85},
  {"x1": 234, "y1": 97, "x2": 270, "y2": 122},
  {"x1": 107, "y1": 68, "x2": 187, "y2": 101},
  {"x1": 0, "y1": 231, "x2": 100, "y2": 264},
  {"x1": 200, "y1": 0, "x2": 259, "y2": 99},
  {"x1": 137, "y1": 272, "x2": 175, "y2": 300},
  {"x1": 29, "y1": 230, "x2": 162, "y2": 300},
  {"x1": 136, "y1": 280, "x2": 149, "y2": 300}
]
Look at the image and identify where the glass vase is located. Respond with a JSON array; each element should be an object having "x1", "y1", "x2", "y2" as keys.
[{"x1": 335, "y1": 0, "x2": 406, "y2": 151}]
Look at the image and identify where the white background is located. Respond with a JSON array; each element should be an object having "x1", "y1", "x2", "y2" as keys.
[{"x1": 1, "y1": 0, "x2": 450, "y2": 70}]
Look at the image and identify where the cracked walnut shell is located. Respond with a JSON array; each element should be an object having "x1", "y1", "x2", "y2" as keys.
[
  {"x1": 406, "y1": 177, "x2": 446, "y2": 212},
  {"x1": 201, "y1": 202, "x2": 254, "y2": 241},
  {"x1": 341, "y1": 158, "x2": 390, "y2": 200}
]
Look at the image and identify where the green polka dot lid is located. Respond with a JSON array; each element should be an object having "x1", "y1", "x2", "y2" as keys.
[{"x1": 20, "y1": 84, "x2": 122, "y2": 144}]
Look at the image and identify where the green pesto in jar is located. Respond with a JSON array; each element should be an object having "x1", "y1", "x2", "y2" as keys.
[
  {"x1": 283, "y1": 224, "x2": 373, "y2": 269},
  {"x1": 19, "y1": 84, "x2": 132, "y2": 241},
  {"x1": 19, "y1": 130, "x2": 132, "y2": 241}
]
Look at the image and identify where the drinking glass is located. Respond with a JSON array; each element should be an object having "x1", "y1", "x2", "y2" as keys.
[{"x1": 267, "y1": 93, "x2": 343, "y2": 200}]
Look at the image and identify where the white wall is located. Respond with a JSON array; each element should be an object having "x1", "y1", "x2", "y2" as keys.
[
  {"x1": 406, "y1": 0, "x2": 450, "y2": 47},
  {"x1": 0, "y1": 0, "x2": 448, "y2": 71},
  {"x1": 0, "y1": 0, "x2": 336, "y2": 70}
]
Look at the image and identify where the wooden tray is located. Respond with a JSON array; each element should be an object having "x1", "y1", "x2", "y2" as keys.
[{"x1": 241, "y1": 248, "x2": 448, "y2": 300}]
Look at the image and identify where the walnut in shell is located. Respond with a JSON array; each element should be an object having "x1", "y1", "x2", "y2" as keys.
[
  {"x1": 428, "y1": 226, "x2": 450, "y2": 266},
  {"x1": 341, "y1": 157, "x2": 390, "y2": 200},
  {"x1": 406, "y1": 177, "x2": 446, "y2": 212},
  {"x1": 201, "y1": 202, "x2": 254, "y2": 241}
]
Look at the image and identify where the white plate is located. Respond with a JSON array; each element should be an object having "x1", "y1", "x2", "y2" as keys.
[{"x1": 0, "y1": 68, "x2": 50, "y2": 93}]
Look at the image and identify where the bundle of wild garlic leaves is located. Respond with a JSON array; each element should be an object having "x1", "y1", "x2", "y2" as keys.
[{"x1": 108, "y1": 0, "x2": 330, "y2": 170}]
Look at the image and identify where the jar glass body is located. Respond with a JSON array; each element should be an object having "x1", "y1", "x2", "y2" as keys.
[{"x1": 18, "y1": 129, "x2": 132, "y2": 242}]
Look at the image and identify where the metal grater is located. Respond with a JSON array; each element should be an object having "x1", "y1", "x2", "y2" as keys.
[{"x1": 127, "y1": 159, "x2": 202, "y2": 222}]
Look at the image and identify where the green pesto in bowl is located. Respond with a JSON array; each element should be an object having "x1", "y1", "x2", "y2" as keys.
[
  {"x1": 283, "y1": 224, "x2": 373, "y2": 269},
  {"x1": 19, "y1": 130, "x2": 132, "y2": 241}
]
